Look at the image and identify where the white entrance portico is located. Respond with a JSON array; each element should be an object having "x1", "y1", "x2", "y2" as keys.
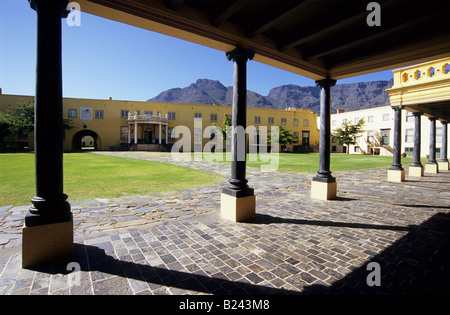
[{"x1": 127, "y1": 111, "x2": 169, "y2": 151}]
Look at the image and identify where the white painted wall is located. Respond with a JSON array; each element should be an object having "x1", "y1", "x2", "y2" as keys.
[{"x1": 317, "y1": 106, "x2": 449, "y2": 158}]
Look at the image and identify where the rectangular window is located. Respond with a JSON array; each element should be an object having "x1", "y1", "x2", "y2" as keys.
[
  {"x1": 332, "y1": 120, "x2": 337, "y2": 127},
  {"x1": 194, "y1": 113, "x2": 202, "y2": 120},
  {"x1": 68, "y1": 109, "x2": 77, "y2": 118},
  {"x1": 120, "y1": 126, "x2": 129, "y2": 141},
  {"x1": 367, "y1": 130, "x2": 374, "y2": 143},
  {"x1": 145, "y1": 111, "x2": 153, "y2": 116},
  {"x1": 254, "y1": 130, "x2": 260, "y2": 144},
  {"x1": 210, "y1": 114, "x2": 217, "y2": 122},
  {"x1": 168, "y1": 127, "x2": 175, "y2": 141},
  {"x1": 121, "y1": 110, "x2": 129, "y2": 118},
  {"x1": 168, "y1": 112, "x2": 176, "y2": 120},
  {"x1": 367, "y1": 115, "x2": 374, "y2": 122},
  {"x1": 281, "y1": 118, "x2": 287, "y2": 125},
  {"x1": 293, "y1": 132, "x2": 299, "y2": 143},
  {"x1": 293, "y1": 119, "x2": 299, "y2": 126},
  {"x1": 406, "y1": 111, "x2": 414, "y2": 122},
  {"x1": 437, "y1": 127, "x2": 442, "y2": 143},
  {"x1": 302, "y1": 131, "x2": 310, "y2": 145},
  {"x1": 405, "y1": 128, "x2": 414, "y2": 143},
  {"x1": 405, "y1": 147, "x2": 414, "y2": 157},
  {"x1": 254, "y1": 116, "x2": 261, "y2": 124},
  {"x1": 194, "y1": 128, "x2": 202, "y2": 142},
  {"x1": 303, "y1": 119, "x2": 309, "y2": 126},
  {"x1": 95, "y1": 110, "x2": 104, "y2": 119},
  {"x1": 18, "y1": 131, "x2": 28, "y2": 140},
  {"x1": 80, "y1": 107, "x2": 92, "y2": 120},
  {"x1": 268, "y1": 117, "x2": 274, "y2": 125},
  {"x1": 383, "y1": 113, "x2": 390, "y2": 121},
  {"x1": 354, "y1": 117, "x2": 360, "y2": 124},
  {"x1": 380, "y1": 129, "x2": 390, "y2": 145}
]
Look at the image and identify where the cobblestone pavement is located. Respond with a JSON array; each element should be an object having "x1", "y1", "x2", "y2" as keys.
[{"x1": 1, "y1": 152, "x2": 450, "y2": 295}]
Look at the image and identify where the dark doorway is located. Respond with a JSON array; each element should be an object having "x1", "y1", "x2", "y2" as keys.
[{"x1": 72, "y1": 130, "x2": 100, "y2": 151}]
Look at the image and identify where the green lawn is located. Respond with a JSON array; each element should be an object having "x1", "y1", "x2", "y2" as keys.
[
  {"x1": 197, "y1": 152, "x2": 417, "y2": 173},
  {"x1": 1, "y1": 152, "x2": 422, "y2": 206},
  {"x1": 0, "y1": 153, "x2": 222, "y2": 206}
]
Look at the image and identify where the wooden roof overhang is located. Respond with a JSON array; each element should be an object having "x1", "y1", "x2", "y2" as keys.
[{"x1": 76, "y1": 0, "x2": 450, "y2": 118}]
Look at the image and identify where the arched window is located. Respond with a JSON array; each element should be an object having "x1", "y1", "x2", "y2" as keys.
[
  {"x1": 414, "y1": 70, "x2": 421, "y2": 80},
  {"x1": 443, "y1": 63, "x2": 450, "y2": 75}
]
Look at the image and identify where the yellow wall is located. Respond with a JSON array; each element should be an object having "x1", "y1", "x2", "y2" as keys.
[{"x1": 0, "y1": 94, "x2": 319, "y2": 152}]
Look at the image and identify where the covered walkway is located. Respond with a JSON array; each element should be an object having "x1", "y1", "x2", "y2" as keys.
[
  {"x1": 1, "y1": 153, "x2": 450, "y2": 295},
  {"x1": 12, "y1": 0, "x2": 450, "y2": 296}
]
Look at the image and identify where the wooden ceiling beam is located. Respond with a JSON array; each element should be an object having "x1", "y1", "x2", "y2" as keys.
[
  {"x1": 245, "y1": 0, "x2": 316, "y2": 38},
  {"x1": 279, "y1": 0, "x2": 399, "y2": 51},
  {"x1": 328, "y1": 33, "x2": 450, "y2": 79},
  {"x1": 305, "y1": 8, "x2": 450, "y2": 61},
  {"x1": 164, "y1": 0, "x2": 184, "y2": 11},
  {"x1": 210, "y1": 0, "x2": 251, "y2": 27}
]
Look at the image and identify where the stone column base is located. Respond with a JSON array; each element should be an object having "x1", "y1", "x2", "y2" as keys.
[
  {"x1": 438, "y1": 161, "x2": 449, "y2": 171},
  {"x1": 387, "y1": 169, "x2": 405, "y2": 182},
  {"x1": 409, "y1": 165, "x2": 423, "y2": 177},
  {"x1": 220, "y1": 193, "x2": 256, "y2": 222},
  {"x1": 310, "y1": 180, "x2": 337, "y2": 200},
  {"x1": 22, "y1": 220, "x2": 73, "y2": 268},
  {"x1": 424, "y1": 163, "x2": 438, "y2": 174}
]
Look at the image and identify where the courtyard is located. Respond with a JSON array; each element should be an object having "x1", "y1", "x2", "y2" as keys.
[{"x1": 1, "y1": 152, "x2": 449, "y2": 296}]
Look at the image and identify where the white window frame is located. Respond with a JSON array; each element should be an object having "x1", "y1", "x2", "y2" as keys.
[
  {"x1": 68, "y1": 109, "x2": 77, "y2": 118},
  {"x1": 95, "y1": 110, "x2": 104, "y2": 119}
]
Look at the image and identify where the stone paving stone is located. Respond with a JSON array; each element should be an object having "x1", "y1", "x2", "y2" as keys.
[{"x1": 1, "y1": 152, "x2": 450, "y2": 295}]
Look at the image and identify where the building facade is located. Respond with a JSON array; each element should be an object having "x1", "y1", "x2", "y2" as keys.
[
  {"x1": 329, "y1": 105, "x2": 450, "y2": 158},
  {"x1": 0, "y1": 93, "x2": 319, "y2": 153}
]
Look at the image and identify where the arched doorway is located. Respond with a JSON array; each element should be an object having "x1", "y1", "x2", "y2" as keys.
[{"x1": 72, "y1": 130, "x2": 100, "y2": 151}]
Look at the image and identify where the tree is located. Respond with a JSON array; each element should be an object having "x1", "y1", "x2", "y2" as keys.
[
  {"x1": 220, "y1": 113, "x2": 232, "y2": 140},
  {"x1": 0, "y1": 101, "x2": 74, "y2": 138},
  {"x1": 332, "y1": 118, "x2": 365, "y2": 154},
  {"x1": 268, "y1": 124, "x2": 299, "y2": 151}
]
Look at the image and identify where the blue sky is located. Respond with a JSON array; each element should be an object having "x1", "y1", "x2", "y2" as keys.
[{"x1": 0, "y1": 0, "x2": 393, "y2": 102}]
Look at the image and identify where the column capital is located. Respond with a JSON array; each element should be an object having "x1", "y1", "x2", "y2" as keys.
[
  {"x1": 315, "y1": 78, "x2": 337, "y2": 89},
  {"x1": 29, "y1": 0, "x2": 70, "y2": 18},
  {"x1": 429, "y1": 116, "x2": 438, "y2": 121},
  {"x1": 412, "y1": 111, "x2": 423, "y2": 117},
  {"x1": 391, "y1": 105, "x2": 404, "y2": 111},
  {"x1": 226, "y1": 47, "x2": 255, "y2": 63}
]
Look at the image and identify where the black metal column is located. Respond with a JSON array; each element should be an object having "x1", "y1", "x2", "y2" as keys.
[
  {"x1": 411, "y1": 112, "x2": 422, "y2": 167},
  {"x1": 313, "y1": 78, "x2": 337, "y2": 183},
  {"x1": 428, "y1": 117, "x2": 437, "y2": 165},
  {"x1": 440, "y1": 121, "x2": 448, "y2": 162},
  {"x1": 222, "y1": 47, "x2": 255, "y2": 198},
  {"x1": 26, "y1": 0, "x2": 72, "y2": 227},
  {"x1": 389, "y1": 106, "x2": 404, "y2": 171}
]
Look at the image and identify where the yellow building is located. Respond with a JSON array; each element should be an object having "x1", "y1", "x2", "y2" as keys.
[{"x1": 0, "y1": 93, "x2": 319, "y2": 153}]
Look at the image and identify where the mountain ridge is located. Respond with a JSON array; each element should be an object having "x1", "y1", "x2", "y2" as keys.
[{"x1": 147, "y1": 78, "x2": 393, "y2": 114}]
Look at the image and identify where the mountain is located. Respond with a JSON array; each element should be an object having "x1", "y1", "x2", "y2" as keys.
[{"x1": 147, "y1": 78, "x2": 394, "y2": 114}]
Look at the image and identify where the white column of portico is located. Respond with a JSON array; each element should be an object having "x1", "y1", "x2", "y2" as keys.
[
  {"x1": 127, "y1": 122, "x2": 131, "y2": 144},
  {"x1": 159, "y1": 123, "x2": 162, "y2": 144},
  {"x1": 134, "y1": 121, "x2": 138, "y2": 144},
  {"x1": 165, "y1": 124, "x2": 168, "y2": 144}
]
